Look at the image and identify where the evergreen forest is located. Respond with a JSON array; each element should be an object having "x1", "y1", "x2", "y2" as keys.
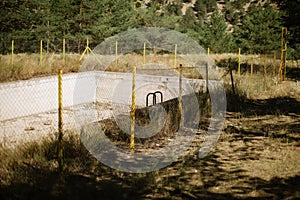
[{"x1": 1, "y1": 0, "x2": 300, "y2": 59}]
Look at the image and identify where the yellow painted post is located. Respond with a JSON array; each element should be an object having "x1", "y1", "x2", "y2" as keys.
[
  {"x1": 264, "y1": 54, "x2": 267, "y2": 91},
  {"x1": 273, "y1": 52, "x2": 276, "y2": 77},
  {"x1": 174, "y1": 44, "x2": 177, "y2": 68},
  {"x1": 206, "y1": 62, "x2": 209, "y2": 93},
  {"x1": 279, "y1": 27, "x2": 287, "y2": 83},
  {"x1": 143, "y1": 42, "x2": 146, "y2": 64},
  {"x1": 250, "y1": 57, "x2": 253, "y2": 95},
  {"x1": 238, "y1": 48, "x2": 241, "y2": 76},
  {"x1": 178, "y1": 64, "x2": 183, "y2": 127},
  {"x1": 206, "y1": 62, "x2": 210, "y2": 114},
  {"x1": 11, "y1": 40, "x2": 14, "y2": 65},
  {"x1": 58, "y1": 69, "x2": 63, "y2": 173},
  {"x1": 283, "y1": 42, "x2": 287, "y2": 81},
  {"x1": 62, "y1": 38, "x2": 66, "y2": 64},
  {"x1": 79, "y1": 38, "x2": 90, "y2": 61},
  {"x1": 115, "y1": 41, "x2": 118, "y2": 65},
  {"x1": 130, "y1": 65, "x2": 136, "y2": 153},
  {"x1": 279, "y1": 32, "x2": 283, "y2": 82},
  {"x1": 39, "y1": 40, "x2": 43, "y2": 65},
  {"x1": 207, "y1": 47, "x2": 210, "y2": 55}
]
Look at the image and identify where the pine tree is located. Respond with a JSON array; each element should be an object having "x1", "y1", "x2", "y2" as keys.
[
  {"x1": 176, "y1": 7, "x2": 201, "y2": 41},
  {"x1": 0, "y1": 0, "x2": 51, "y2": 53},
  {"x1": 234, "y1": 2, "x2": 282, "y2": 54},
  {"x1": 193, "y1": 0, "x2": 218, "y2": 24},
  {"x1": 181, "y1": 7, "x2": 197, "y2": 30},
  {"x1": 201, "y1": 11, "x2": 233, "y2": 53},
  {"x1": 73, "y1": 0, "x2": 135, "y2": 48},
  {"x1": 273, "y1": 0, "x2": 300, "y2": 59}
]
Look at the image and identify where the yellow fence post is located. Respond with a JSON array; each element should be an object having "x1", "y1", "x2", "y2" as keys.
[
  {"x1": 62, "y1": 38, "x2": 66, "y2": 64},
  {"x1": 39, "y1": 40, "x2": 43, "y2": 66},
  {"x1": 279, "y1": 27, "x2": 287, "y2": 83},
  {"x1": 80, "y1": 38, "x2": 91, "y2": 61},
  {"x1": 264, "y1": 54, "x2": 267, "y2": 91},
  {"x1": 143, "y1": 42, "x2": 146, "y2": 64},
  {"x1": 79, "y1": 38, "x2": 102, "y2": 65},
  {"x1": 273, "y1": 52, "x2": 276, "y2": 77},
  {"x1": 205, "y1": 47, "x2": 210, "y2": 115},
  {"x1": 206, "y1": 62, "x2": 211, "y2": 115},
  {"x1": 174, "y1": 44, "x2": 177, "y2": 69},
  {"x1": 130, "y1": 65, "x2": 136, "y2": 153},
  {"x1": 178, "y1": 64, "x2": 183, "y2": 127},
  {"x1": 11, "y1": 40, "x2": 14, "y2": 66},
  {"x1": 250, "y1": 57, "x2": 253, "y2": 96},
  {"x1": 206, "y1": 62, "x2": 209, "y2": 93},
  {"x1": 283, "y1": 42, "x2": 287, "y2": 81},
  {"x1": 58, "y1": 69, "x2": 64, "y2": 173},
  {"x1": 238, "y1": 48, "x2": 241, "y2": 76},
  {"x1": 115, "y1": 41, "x2": 118, "y2": 65}
]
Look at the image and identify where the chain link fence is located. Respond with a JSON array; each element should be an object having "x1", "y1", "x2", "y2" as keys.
[{"x1": 5, "y1": 28, "x2": 285, "y2": 158}]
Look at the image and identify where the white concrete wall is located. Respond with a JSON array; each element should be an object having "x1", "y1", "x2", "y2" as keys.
[
  {"x1": 0, "y1": 71, "x2": 210, "y2": 121},
  {"x1": 0, "y1": 72, "x2": 95, "y2": 121}
]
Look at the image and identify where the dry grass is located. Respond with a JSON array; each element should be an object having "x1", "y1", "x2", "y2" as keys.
[
  {"x1": 0, "y1": 53, "x2": 299, "y2": 199},
  {"x1": 216, "y1": 54, "x2": 300, "y2": 100},
  {"x1": 0, "y1": 53, "x2": 80, "y2": 82},
  {"x1": 1, "y1": 53, "x2": 220, "y2": 82},
  {"x1": 0, "y1": 115, "x2": 299, "y2": 199}
]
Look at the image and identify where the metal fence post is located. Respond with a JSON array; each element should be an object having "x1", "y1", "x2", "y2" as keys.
[
  {"x1": 115, "y1": 40, "x2": 118, "y2": 65},
  {"x1": 130, "y1": 65, "x2": 136, "y2": 153},
  {"x1": 143, "y1": 42, "x2": 146, "y2": 64},
  {"x1": 39, "y1": 40, "x2": 43, "y2": 66},
  {"x1": 11, "y1": 40, "x2": 14, "y2": 66},
  {"x1": 178, "y1": 64, "x2": 183, "y2": 127},
  {"x1": 250, "y1": 57, "x2": 253, "y2": 95},
  {"x1": 238, "y1": 48, "x2": 241, "y2": 76},
  {"x1": 174, "y1": 44, "x2": 177, "y2": 69},
  {"x1": 62, "y1": 38, "x2": 66, "y2": 64},
  {"x1": 279, "y1": 27, "x2": 287, "y2": 83},
  {"x1": 264, "y1": 54, "x2": 267, "y2": 91},
  {"x1": 58, "y1": 69, "x2": 63, "y2": 173}
]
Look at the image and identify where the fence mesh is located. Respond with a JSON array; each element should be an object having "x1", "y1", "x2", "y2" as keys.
[
  {"x1": 0, "y1": 28, "x2": 286, "y2": 152},
  {"x1": 74, "y1": 28, "x2": 218, "y2": 158}
]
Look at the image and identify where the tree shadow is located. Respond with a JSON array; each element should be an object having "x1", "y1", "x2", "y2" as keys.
[
  {"x1": 148, "y1": 131, "x2": 300, "y2": 199},
  {"x1": 286, "y1": 66, "x2": 300, "y2": 81},
  {"x1": 241, "y1": 96, "x2": 300, "y2": 116},
  {"x1": 1, "y1": 170, "x2": 143, "y2": 200},
  {"x1": 1, "y1": 86, "x2": 299, "y2": 199},
  {"x1": 0, "y1": 138, "x2": 145, "y2": 200},
  {"x1": 247, "y1": 176, "x2": 300, "y2": 199},
  {"x1": 1, "y1": 125, "x2": 299, "y2": 200}
]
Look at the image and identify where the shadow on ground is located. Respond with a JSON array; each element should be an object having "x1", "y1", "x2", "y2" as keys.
[
  {"x1": 1, "y1": 90, "x2": 299, "y2": 199},
  {"x1": 286, "y1": 67, "x2": 300, "y2": 81},
  {"x1": 1, "y1": 154, "x2": 299, "y2": 200}
]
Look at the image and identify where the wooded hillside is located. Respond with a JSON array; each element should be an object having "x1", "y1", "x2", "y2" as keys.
[{"x1": 1, "y1": 0, "x2": 299, "y2": 59}]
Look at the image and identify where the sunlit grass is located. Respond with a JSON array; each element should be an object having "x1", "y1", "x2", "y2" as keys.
[{"x1": 0, "y1": 53, "x2": 80, "y2": 82}]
